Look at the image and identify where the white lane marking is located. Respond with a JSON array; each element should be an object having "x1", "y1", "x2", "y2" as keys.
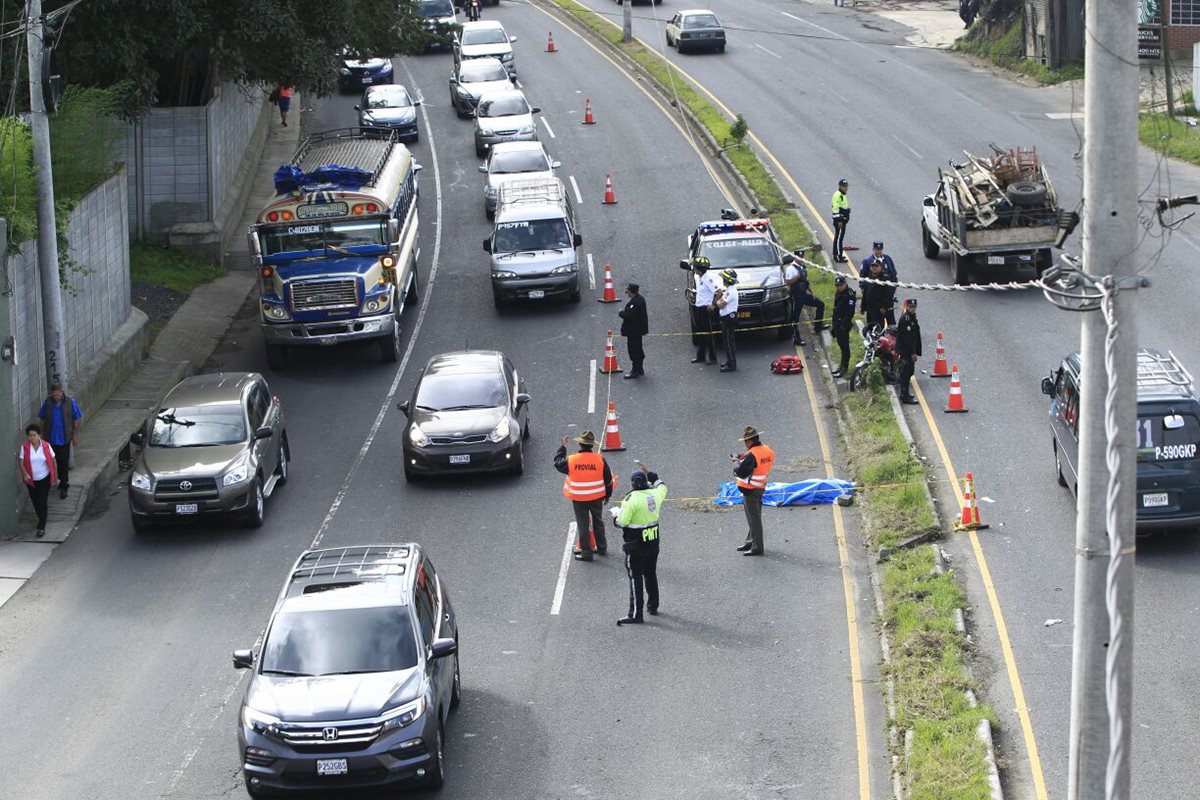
[
  {"x1": 569, "y1": 174, "x2": 584, "y2": 205},
  {"x1": 587, "y1": 252, "x2": 596, "y2": 291},
  {"x1": 540, "y1": 116, "x2": 556, "y2": 138},
  {"x1": 780, "y1": 9, "x2": 852, "y2": 42},
  {"x1": 588, "y1": 361, "x2": 597, "y2": 414},
  {"x1": 1046, "y1": 111, "x2": 1084, "y2": 120},
  {"x1": 755, "y1": 42, "x2": 783, "y2": 59},
  {"x1": 309, "y1": 74, "x2": 447, "y2": 550},
  {"x1": 891, "y1": 133, "x2": 922, "y2": 159},
  {"x1": 550, "y1": 522, "x2": 577, "y2": 615}
]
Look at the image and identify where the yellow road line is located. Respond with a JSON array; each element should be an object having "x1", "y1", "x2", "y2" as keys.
[{"x1": 567, "y1": 5, "x2": 1050, "y2": 795}]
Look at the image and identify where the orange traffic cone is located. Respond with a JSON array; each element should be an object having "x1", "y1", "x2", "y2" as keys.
[
  {"x1": 944, "y1": 364, "x2": 968, "y2": 413},
  {"x1": 601, "y1": 401, "x2": 626, "y2": 451},
  {"x1": 602, "y1": 174, "x2": 617, "y2": 205},
  {"x1": 599, "y1": 330, "x2": 623, "y2": 374},
  {"x1": 575, "y1": 525, "x2": 597, "y2": 554},
  {"x1": 582, "y1": 98, "x2": 595, "y2": 125},
  {"x1": 546, "y1": 32, "x2": 557, "y2": 53},
  {"x1": 931, "y1": 331, "x2": 951, "y2": 378},
  {"x1": 953, "y1": 472, "x2": 990, "y2": 531},
  {"x1": 598, "y1": 262, "x2": 619, "y2": 303}
]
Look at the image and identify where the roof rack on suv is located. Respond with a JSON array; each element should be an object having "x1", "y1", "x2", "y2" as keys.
[
  {"x1": 290, "y1": 545, "x2": 412, "y2": 588},
  {"x1": 497, "y1": 177, "x2": 564, "y2": 208},
  {"x1": 291, "y1": 128, "x2": 398, "y2": 187},
  {"x1": 1136, "y1": 349, "x2": 1194, "y2": 391}
]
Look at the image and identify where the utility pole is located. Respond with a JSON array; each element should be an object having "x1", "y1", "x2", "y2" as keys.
[
  {"x1": 622, "y1": 0, "x2": 632, "y2": 42},
  {"x1": 1066, "y1": 0, "x2": 1138, "y2": 795},
  {"x1": 26, "y1": 0, "x2": 69, "y2": 393}
]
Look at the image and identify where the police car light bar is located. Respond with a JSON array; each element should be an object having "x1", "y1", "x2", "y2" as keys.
[{"x1": 697, "y1": 219, "x2": 771, "y2": 235}]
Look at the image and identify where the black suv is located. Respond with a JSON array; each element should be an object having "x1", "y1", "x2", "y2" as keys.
[
  {"x1": 233, "y1": 545, "x2": 460, "y2": 796},
  {"x1": 679, "y1": 211, "x2": 794, "y2": 339}
]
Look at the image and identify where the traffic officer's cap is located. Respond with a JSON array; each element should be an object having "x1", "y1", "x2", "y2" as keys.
[
  {"x1": 720, "y1": 269, "x2": 738, "y2": 284},
  {"x1": 630, "y1": 470, "x2": 649, "y2": 489},
  {"x1": 904, "y1": 297, "x2": 917, "y2": 309},
  {"x1": 691, "y1": 256, "x2": 711, "y2": 271},
  {"x1": 835, "y1": 276, "x2": 847, "y2": 287},
  {"x1": 873, "y1": 240, "x2": 884, "y2": 249},
  {"x1": 838, "y1": 178, "x2": 848, "y2": 187},
  {"x1": 869, "y1": 258, "x2": 883, "y2": 268},
  {"x1": 626, "y1": 282, "x2": 640, "y2": 293}
]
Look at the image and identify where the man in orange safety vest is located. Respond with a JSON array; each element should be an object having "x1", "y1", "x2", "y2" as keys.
[
  {"x1": 732, "y1": 426, "x2": 775, "y2": 556},
  {"x1": 555, "y1": 430, "x2": 615, "y2": 562}
]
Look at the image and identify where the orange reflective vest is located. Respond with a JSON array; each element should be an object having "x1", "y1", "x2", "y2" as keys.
[
  {"x1": 736, "y1": 444, "x2": 775, "y2": 490},
  {"x1": 563, "y1": 451, "x2": 609, "y2": 501}
]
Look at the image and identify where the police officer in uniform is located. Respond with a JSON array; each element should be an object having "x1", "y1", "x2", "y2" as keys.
[
  {"x1": 831, "y1": 179, "x2": 850, "y2": 263},
  {"x1": 690, "y1": 257, "x2": 719, "y2": 364},
  {"x1": 830, "y1": 276, "x2": 857, "y2": 378},
  {"x1": 618, "y1": 282, "x2": 648, "y2": 379},
  {"x1": 615, "y1": 460, "x2": 667, "y2": 626},
  {"x1": 554, "y1": 430, "x2": 616, "y2": 561},
  {"x1": 733, "y1": 426, "x2": 775, "y2": 556},
  {"x1": 859, "y1": 241, "x2": 898, "y2": 324},
  {"x1": 895, "y1": 298, "x2": 922, "y2": 405},
  {"x1": 785, "y1": 252, "x2": 824, "y2": 345},
  {"x1": 716, "y1": 269, "x2": 739, "y2": 373},
  {"x1": 859, "y1": 259, "x2": 894, "y2": 331}
]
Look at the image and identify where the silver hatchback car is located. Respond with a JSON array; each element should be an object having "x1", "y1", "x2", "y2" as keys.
[{"x1": 127, "y1": 372, "x2": 289, "y2": 532}]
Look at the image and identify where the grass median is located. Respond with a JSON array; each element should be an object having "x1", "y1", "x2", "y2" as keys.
[{"x1": 544, "y1": 1, "x2": 995, "y2": 795}]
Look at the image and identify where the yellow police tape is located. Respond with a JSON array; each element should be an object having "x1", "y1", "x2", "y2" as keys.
[{"x1": 628, "y1": 314, "x2": 838, "y2": 338}]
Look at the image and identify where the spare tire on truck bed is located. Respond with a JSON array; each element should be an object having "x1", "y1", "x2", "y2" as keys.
[{"x1": 1006, "y1": 180, "x2": 1048, "y2": 207}]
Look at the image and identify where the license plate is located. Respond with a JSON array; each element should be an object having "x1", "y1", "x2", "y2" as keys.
[
  {"x1": 528, "y1": 290, "x2": 545, "y2": 299},
  {"x1": 987, "y1": 256, "x2": 1005, "y2": 265},
  {"x1": 316, "y1": 758, "x2": 348, "y2": 776},
  {"x1": 175, "y1": 503, "x2": 198, "y2": 515},
  {"x1": 1142, "y1": 492, "x2": 1169, "y2": 507},
  {"x1": 449, "y1": 454, "x2": 471, "y2": 464},
  {"x1": 361, "y1": 77, "x2": 372, "y2": 84},
  {"x1": 737, "y1": 311, "x2": 751, "y2": 319}
]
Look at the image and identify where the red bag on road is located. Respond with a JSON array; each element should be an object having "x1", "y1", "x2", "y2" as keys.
[{"x1": 770, "y1": 355, "x2": 804, "y2": 375}]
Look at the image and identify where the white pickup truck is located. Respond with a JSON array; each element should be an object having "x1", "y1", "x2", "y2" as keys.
[{"x1": 920, "y1": 146, "x2": 1063, "y2": 285}]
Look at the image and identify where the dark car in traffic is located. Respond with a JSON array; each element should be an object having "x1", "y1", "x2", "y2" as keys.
[
  {"x1": 356, "y1": 85, "x2": 422, "y2": 142},
  {"x1": 449, "y1": 56, "x2": 514, "y2": 118},
  {"x1": 399, "y1": 350, "x2": 530, "y2": 480},
  {"x1": 234, "y1": 544, "x2": 460, "y2": 796},
  {"x1": 339, "y1": 56, "x2": 394, "y2": 92}
]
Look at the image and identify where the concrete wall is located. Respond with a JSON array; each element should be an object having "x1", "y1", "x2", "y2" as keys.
[
  {"x1": 6, "y1": 167, "x2": 138, "y2": 441},
  {"x1": 119, "y1": 83, "x2": 266, "y2": 252}
]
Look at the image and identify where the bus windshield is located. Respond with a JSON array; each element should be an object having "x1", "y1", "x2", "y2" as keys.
[{"x1": 260, "y1": 218, "x2": 388, "y2": 256}]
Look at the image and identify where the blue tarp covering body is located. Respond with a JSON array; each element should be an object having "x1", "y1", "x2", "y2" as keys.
[
  {"x1": 713, "y1": 479, "x2": 854, "y2": 507},
  {"x1": 273, "y1": 164, "x2": 373, "y2": 195}
]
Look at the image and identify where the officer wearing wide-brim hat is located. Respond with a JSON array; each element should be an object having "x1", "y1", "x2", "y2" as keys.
[
  {"x1": 731, "y1": 426, "x2": 775, "y2": 556},
  {"x1": 554, "y1": 430, "x2": 616, "y2": 561}
]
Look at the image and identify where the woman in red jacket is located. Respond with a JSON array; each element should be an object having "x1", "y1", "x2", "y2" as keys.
[{"x1": 17, "y1": 423, "x2": 56, "y2": 537}]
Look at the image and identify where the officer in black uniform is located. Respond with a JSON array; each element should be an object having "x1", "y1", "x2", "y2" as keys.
[
  {"x1": 895, "y1": 297, "x2": 922, "y2": 404},
  {"x1": 830, "y1": 276, "x2": 857, "y2": 378},
  {"x1": 859, "y1": 259, "x2": 894, "y2": 331}
]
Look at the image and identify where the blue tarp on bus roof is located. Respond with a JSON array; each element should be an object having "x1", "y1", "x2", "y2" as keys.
[{"x1": 273, "y1": 164, "x2": 374, "y2": 195}]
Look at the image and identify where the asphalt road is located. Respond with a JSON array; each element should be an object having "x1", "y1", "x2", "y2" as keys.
[
  {"x1": 562, "y1": 0, "x2": 1200, "y2": 797},
  {"x1": 0, "y1": 4, "x2": 890, "y2": 799}
]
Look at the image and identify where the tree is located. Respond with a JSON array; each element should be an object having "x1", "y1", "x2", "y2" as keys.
[{"x1": 49, "y1": 0, "x2": 433, "y2": 118}]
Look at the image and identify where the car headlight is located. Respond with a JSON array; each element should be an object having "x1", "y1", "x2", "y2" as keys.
[
  {"x1": 492, "y1": 270, "x2": 517, "y2": 279},
  {"x1": 517, "y1": 125, "x2": 534, "y2": 135},
  {"x1": 381, "y1": 697, "x2": 426, "y2": 733},
  {"x1": 765, "y1": 286, "x2": 789, "y2": 303},
  {"x1": 550, "y1": 264, "x2": 577, "y2": 274},
  {"x1": 262, "y1": 303, "x2": 291, "y2": 321},
  {"x1": 223, "y1": 454, "x2": 251, "y2": 487},
  {"x1": 409, "y1": 423, "x2": 431, "y2": 448},
  {"x1": 131, "y1": 471, "x2": 151, "y2": 491},
  {"x1": 484, "y1": 185, "x2": 498, "y2": 197},
  {"x1": 340, "y1": 68, "x2": 351, "y2": 75},
  {"x1": 242, "y1": 706, "x2": 285, "y2": 740},
  {"x1": 363, "y1": 293, "x2": 391, "y2": 314},
  {"x1": 457, "y1": 86, "x2": 473, "y2": 98},
  {"x1": 379, "y1": 62, "x2": 393, "y2": 73},
  {"x1": 500, "y1": 52, "x2": 514, "y2": 62},
  {"x1": 487, "y1": 416, "x2": 511, "y2": 443}
]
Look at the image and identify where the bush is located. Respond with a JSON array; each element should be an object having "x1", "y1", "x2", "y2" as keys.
[{"x1": 0, "y1": 118, "x2": 37, "y2": 244}]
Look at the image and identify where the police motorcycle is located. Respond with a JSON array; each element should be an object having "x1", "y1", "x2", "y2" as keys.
[{"x1": 848, "y1": 322, "x2": 902, "y2": 391}]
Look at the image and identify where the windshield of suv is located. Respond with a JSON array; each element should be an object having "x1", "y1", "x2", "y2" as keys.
[
  {"x1": 1137, "y1": 413, "x2": 1200, "y2": 465},
  {"x1": 699, "y1": 237, "x2": 778, "y2": 269},
  {"x1": 418, "y1": 0, "x2": 454, "y2": 17},
  {"x1": 493, "y1": 219, "x2": 571, "y2": 252},
  {"x1": 461, "y1": 62, "x2": 509, "y2": 83},
  {"x1": 366, "y1": 88, "x2": 412, "y2": 109},
  {"x1": 150, "y1": 404, "x2": 247, "y2": 447},
  {"x1": 491, "y1": 149, "x2": 550, "y2": 175},
  {"x1": 416, "y1": 373, "x2": 507, "y2": 410},
  {"x1": 260, "y1": 218, "x2": 388, "y2": 256},
  {"x1": 462, "y1": 28, "x2": 509, "y2": 45},
  {"x1": 261, "y1": 607, "x2": 419, "y2": 676},
  {"x1": 478, "y1": 95, "x2": 528, "y2": 117},
  {"x1": 684, "y1": 13, "x2": 720, "y2": 28}
]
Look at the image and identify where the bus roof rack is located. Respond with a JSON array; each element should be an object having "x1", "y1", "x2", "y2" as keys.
[
  {"x1": 291, "y1": 128, "x2": 399, "y2": 187},
  {"x1": 1136, "y1": 349, "x2": 1194, "y2": 391}
]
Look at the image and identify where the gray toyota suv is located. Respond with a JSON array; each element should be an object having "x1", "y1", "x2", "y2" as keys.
[{"x1": 233, "y1": 544, "x2": 460, "y2": 797}]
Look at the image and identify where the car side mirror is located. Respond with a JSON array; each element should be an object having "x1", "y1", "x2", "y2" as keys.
[
  {"x1": 573, "y1": 233, "x2": 583, "y2": 247},
  {"x1": 413, "y1": 99, "x2": 422, "y2": 106},
  {"x1": 515, "y1": 392, "x2": 531, "y2": 406},
  {"x1": 923, "y1": 196, "x2": 935, "y2": 207},
  {"x1": 1041, "y1": 377, "x2": 1054, "y2": 396},
  {"x1": 232, "y1": 649, "x2": 254, "y2": 670},
  {"x1": 129, "y1": 431, "x2": 144, "y2": 447},
  {"x1": 679, "y1": 259, "x2": 692, "y2": 271},
  {"x1": 531, "y1": 107, "x2": 541, "y2": 114},
  {"x1": 509, "y1": 35, "x2": 518, "y2": 43},
  {"x1": 478, "y1": 164, "x2": 487, "y2": 173},
  {"x1": 430, "y1": 638, "x2": 458, "y2": 659},
  {"x1": 483, "y1": 238, "x2": 492, "y2": 253},
  {"x1": 255, "y1": 426, "x2": 273, "y2": 440},
  {"x1": 551, "y1": 160, "x2": 561, "y2": 169},
  {"x1": 398, "y1": 400, "x2": 411, "y2": 415},
  {"x1": 510, "y1": 75, "x2": 518, "y2": 84}
]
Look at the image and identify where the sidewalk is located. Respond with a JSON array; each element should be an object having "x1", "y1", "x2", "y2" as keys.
[{"x1": 0, "y1": 97, "x2": 300, "y2": 608}]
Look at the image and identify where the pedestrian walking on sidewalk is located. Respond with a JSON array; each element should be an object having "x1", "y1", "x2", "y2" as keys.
[
  {"x1": 17, "y1": 424, "x2": 56, "y2": 538},
  {"x1": 38, "y1": 383, "x2": 82, "y2": 499},
  {"x1": 619, "y1": 283, "x2": 648, "y2": 379},
  {"x1": 615, "y1": 460, "x2": 667, "y2": 626},
  {"x1": 831, "y1": 179, "x2": 851, "y2": 262},
  {"x1": 555, "y1": 430, "x2": 615, "y2": 561},
  {"x1": 271, "y1": 85, "x2": 293, "y2": 126},
  {"x1": 716, "y1": 269, "x2": 740, "y2": 372},
  {"x1": 830, "y1": 276, "x2": 857, "y2": 378},
  {"x1": 896, "y1": 297, "x2": 923, "y2": 405},
  {"x1": 732, "y1": 426, "x2": 775, "y2": 556}
]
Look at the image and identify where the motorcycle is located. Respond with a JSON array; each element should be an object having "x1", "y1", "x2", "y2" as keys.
[
  {"x1": 848, "y1": 323, "x2": 901, "y2": 391},
  {"x1": 466, "y1": 0, "x2": 482, "y2": 21}
]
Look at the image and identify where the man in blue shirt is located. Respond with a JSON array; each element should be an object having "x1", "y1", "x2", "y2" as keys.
[{"x1": 38, "y1": 383, "x2": 83, "y2": 499}]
